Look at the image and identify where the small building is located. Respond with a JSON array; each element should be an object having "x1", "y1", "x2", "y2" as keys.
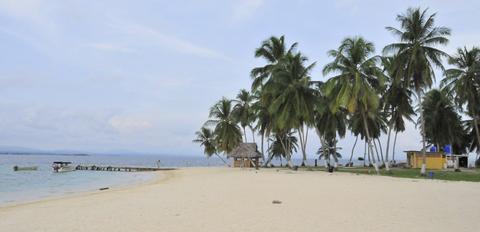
[
  {"x1": 405, "y1": 151, "x2": 446, "y2": 170},
  {"x1": 228, "y1": 143, "x2": 262, "y2": 168}
]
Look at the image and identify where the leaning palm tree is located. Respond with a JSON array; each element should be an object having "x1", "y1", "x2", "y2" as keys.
[
  {"x1": 441, "y1": 47, "x2": 480, "y2": 162},
  {"x1": 193, "y1": 127, "x2": 229, "y2": 166},
  {"x1": 233, "y1": 89, "x2": 255, "y2": 142},
  {"x1": 383, "y1": 7, "x2": 450, "y2": 175},
  {"x1": 323, "y1": 37, "x2": 385, "y2": 174},
  {"x1": 206, "y1": 98, "x2": 243, "y2": 154}
]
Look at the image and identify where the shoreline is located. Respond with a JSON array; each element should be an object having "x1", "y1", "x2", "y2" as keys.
[
  {"x1": 1, "y1": 167, "x2": 480, "y2": 232},
  {"x1": 0, "y1": 169, "x2": 169, "y2": 209},
  {"x1": 0, "y1": 166, "x2": 475, "y2": 209}
]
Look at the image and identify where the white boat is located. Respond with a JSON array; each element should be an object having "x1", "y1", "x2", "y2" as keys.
[{"x1": 52, "y1": 162, "x2": 76, "y2": 173}]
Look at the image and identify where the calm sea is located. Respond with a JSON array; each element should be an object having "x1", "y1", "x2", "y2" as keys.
[{"x1": 0, "y1": 154, "x2": 225, "y2": 206}]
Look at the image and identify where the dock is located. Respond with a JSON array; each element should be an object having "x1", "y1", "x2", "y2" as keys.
[{"x1": 75, "y1": 165, "x2": 175, "y2": 172}]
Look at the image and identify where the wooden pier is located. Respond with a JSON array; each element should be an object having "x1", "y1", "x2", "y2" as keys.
[{"x1": 75, "y1": 165, "x2": 175, "y2": 172}]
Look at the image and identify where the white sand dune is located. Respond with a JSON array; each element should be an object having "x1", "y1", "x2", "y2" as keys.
[{"x1": 1, "y1": 167, "x2": 479, "y2": 232}]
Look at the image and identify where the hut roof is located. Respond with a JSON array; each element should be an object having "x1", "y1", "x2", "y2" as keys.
[{"x1": 228, "y1": 143, "x2": 262, "y2": 158}]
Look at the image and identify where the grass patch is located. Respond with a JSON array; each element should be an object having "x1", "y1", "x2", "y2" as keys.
[{"x1": 302, "y1": 166, "x2": 480, "y2": 182}]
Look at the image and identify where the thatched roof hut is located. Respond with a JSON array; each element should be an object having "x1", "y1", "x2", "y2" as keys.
[{"x1": 228, "y1": 143, "x2": 262, "y2": 168}]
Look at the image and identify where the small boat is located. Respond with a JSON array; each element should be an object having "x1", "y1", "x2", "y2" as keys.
[
  {"x1": 52, "y1": 161, "x2": 76, "y2": 173},
  {"x1": 13, "y1": 166, "x2": 38, "y2": 171}
]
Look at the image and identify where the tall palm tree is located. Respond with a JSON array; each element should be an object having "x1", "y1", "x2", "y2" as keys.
[
  {"x1": 422, "y1": 89, "x2": 465, "y2": 151},
  {"x1": 384, "y1": 7, "x2": 450, "y2": 175},
  {"x1": 264, "y1": 52, "x2": 316, "y2": 167},
  {"x1": 441, "y1": 47, "x2": 480, "y2": 161},
  {"x1": 193, "y1": 127, "x2": 229, "y2": 165},
  {"x1": 314, "y1": 84, "x2": 347, "y2": 168},
  {"x1": 381, "y1": 56, "x2": 415, "y2": 167},
  {"x1": 251, "y1": 92, "x2": 271, "y2": 161},
  {"x1": 206, "y1": 98, "x2": 243, "y2": 154},
  {"x1": 233, "y1": 89, "x2": 255, "y2": 142},
  {"x1": 251, "y1": 35, "x2": 300, "y2": 167},
  {"x1": 323, "y1": 37, "x2": 385, "y2": 174}
]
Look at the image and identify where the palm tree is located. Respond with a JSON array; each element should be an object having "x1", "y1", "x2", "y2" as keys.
[
  {"x1": 251, "y1": 93, "x2": 271, "y2": 161},
  {"x1": 233, "y1": 89, "x2": 255, "y2": 142},
  {"x1": 268, "y1": 131, "x2": 298, "y2": 167},
  {"x1": 323, "y1": 37, "x2": 385, "y2": 174},
  {"x1": 206, "y1": 98, "x2": 243, "y2": 154},
  {"x1": 251, "y1": 35, "x2": 301, "y2": 167},
  {"x1": 263, "y1": 52, "x2": 316, "y2": 167},
  {"x1": 422, "y1": 89, "x2": 465, "y2": 151},
  {"x1": 384, "y1": 7, "x2": 450, "y2": 175},
  {"x1": 193, "y1": 127, "x2": 229, "y2": 166},
  {"x1": 314, "y1": 84, "x2": 347, "y2": 168},
  {"x1": 381, "y1": 56, "x2": 415, "y2": 167},
  {"x1": 316, "y1": 139, "x2": 342, "y2": 169},
  {"x1": 441, "y1": 47, "x2": 480, "y2": 162},
  {"x1": 465, "y1": 119, "x2": 480, "y2": 163}
]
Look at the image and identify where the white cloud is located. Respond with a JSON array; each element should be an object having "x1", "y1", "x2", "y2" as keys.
[
  {"x1": 107, "y1": 18, "x2": 230, "y2": 60},
  {"x1": 231, "y1": 0, "x2": 265, "y2": 22},
  {"x1": 85, "y1": 43, "x2": 136, "y2": 53}
]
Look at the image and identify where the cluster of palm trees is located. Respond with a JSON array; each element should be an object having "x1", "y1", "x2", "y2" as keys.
[{"x1": 194, "y1": 7, "x2": 480, "y2": 175}]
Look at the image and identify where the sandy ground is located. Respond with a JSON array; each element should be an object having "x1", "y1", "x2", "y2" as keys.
[{"x1": 1, "y1": 167, "x2": 480, "y2": 232}]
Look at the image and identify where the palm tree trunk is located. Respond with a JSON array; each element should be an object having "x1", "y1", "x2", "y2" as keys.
[
  {"x1": 363, "y1": 139, "x2": 367, "y2": 167},
  {"x1": 473, "y1": 116, "x2": 480, "y2": 165},
  {"x1": 348, "y1": 136, "x2": 358, "y2": 166},
  {"x1": 278, "y1": 133, "x2": 293, "y2": 168},
  {"x1": 264, "y1": 153, "x2": 274, "y2": 167},
  {"x1": 243, "y1": 126, "x2": 248, "y2": 143},
  {"x1": 392, "y1": 131, "x2": 398, "y2": 164},
  {"x1": 215, "y1": 153, "x2": 230, "y2": 166},
  {"x1": 251, "y1": 126, "x2": 256, "y2": 143},
  {"x1": 373, "y1": 139, "x2": 383, "y2": 165},
  {"x1": 298, "y1": 126, "x2": 308, "y2": 167},
  {"x1": 321, "y1": 137, "x2": 330, "y2": 168},
  {"x1": 260, "y1": 131, "x2": 265, "y2": 161},
  {"x1": 417, "y1": 89, "x2": 427, "y2": 176},
  {"x1": 377, "y1": 138, "x2": 389, "y2": 171},
  {"x1": 385, "y1": 122, "x2": 393, "y2": 169},
  {"x1": 362, "y1": 112, "x2": 380, "y2": 174},
  {"x1": 333, "y1": 139, "x2": 338, "y2": 169}
]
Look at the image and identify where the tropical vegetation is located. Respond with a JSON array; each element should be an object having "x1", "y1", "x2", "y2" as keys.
[{"x1": 194, "y1": 7, "x2": 480, "y2": 174}]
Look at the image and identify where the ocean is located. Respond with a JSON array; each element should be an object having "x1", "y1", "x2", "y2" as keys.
[{"x1": 0, "y1": 153, "x2": 225, "y2": 206}]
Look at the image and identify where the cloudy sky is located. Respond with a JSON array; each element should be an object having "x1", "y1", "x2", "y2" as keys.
[{"x1": 0, "y1": 0, "x2": 478, "y2": 157}]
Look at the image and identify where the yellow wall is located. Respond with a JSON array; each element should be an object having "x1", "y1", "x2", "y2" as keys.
[{"x1": 408, "y1": 153, "x2": 445, "y2": 169}]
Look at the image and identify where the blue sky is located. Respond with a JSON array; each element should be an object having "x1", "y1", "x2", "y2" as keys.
[{"x1": 0, "y1": 0, "x2": 478, "y2": 157}]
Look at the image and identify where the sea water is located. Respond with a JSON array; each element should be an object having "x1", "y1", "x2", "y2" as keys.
[{"x1": 0, "y1": 154, "x2": 225, "y2": 206}]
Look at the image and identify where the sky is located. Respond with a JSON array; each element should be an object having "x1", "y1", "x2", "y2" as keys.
[{"x1": 0, "y1": 0, "x2": 478, "y2": 158}]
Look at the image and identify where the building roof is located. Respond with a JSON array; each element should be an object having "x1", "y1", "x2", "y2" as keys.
[{"x1": 228, "y1": 143, "x2": 262, "y2": 158}]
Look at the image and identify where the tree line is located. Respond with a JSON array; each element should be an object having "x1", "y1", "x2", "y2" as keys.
[{"x1": 194, "y1": 7, "x2": 480, "y2": 175}]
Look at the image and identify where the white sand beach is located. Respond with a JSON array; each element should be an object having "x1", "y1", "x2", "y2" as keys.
[{"x1": 1, "y1": 167, "x2": 480, "y2": 232}]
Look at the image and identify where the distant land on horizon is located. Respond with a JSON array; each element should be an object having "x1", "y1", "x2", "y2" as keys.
[{"x1": 0, "y1": 146, "x2": 198, "y2": 157}]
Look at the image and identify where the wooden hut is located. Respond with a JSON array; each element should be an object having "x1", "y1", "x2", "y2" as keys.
[
  {"x1": 228, "y1": 143, "x2": 262, "y2": 168},
  {"x1": 405, "y1": 151, "x2": 446, "y2": 169}
]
